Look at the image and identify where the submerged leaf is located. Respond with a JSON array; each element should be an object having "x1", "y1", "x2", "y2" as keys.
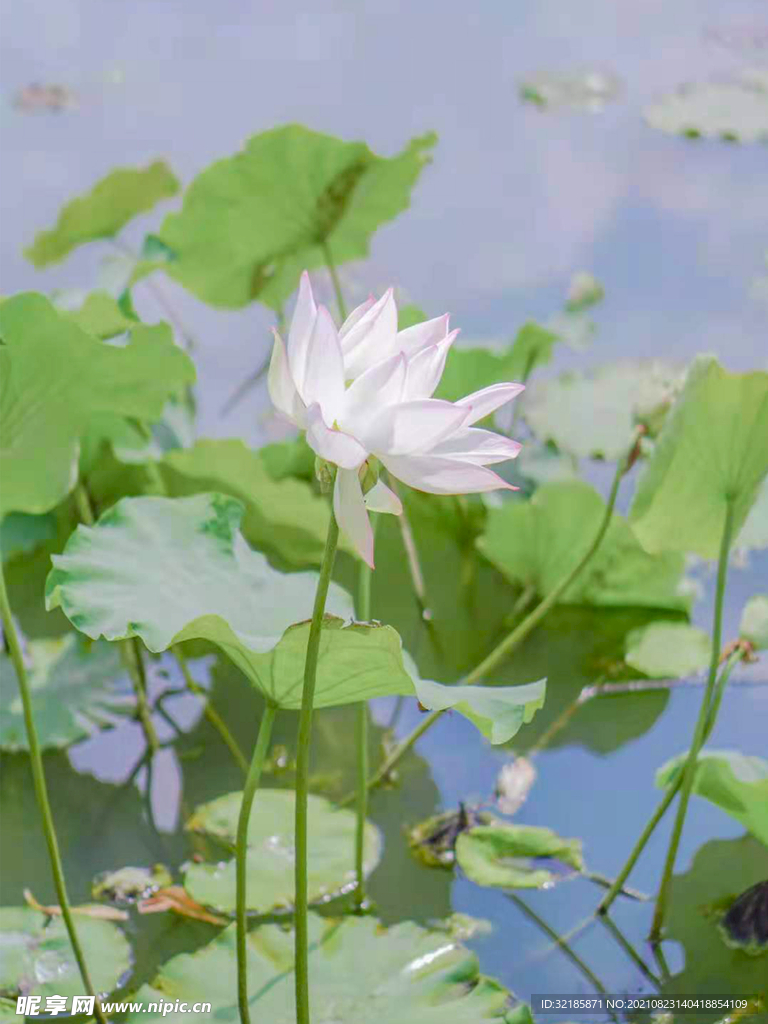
[
  {"x1": 158, "y1": 125, "x2": 436, "y2": 310},
  {"x1": 0, "y1": 906, "x2": 131, "y2": 999},
  {"x1": 0, "y1": 634, "x2": 127, "y2": 751},
  {"x1": 479, "y1": 481, "x2": 690, "y2": 611},
  {"x1": 740, "y1": 595, "x2": 768, "y2": 650},
  {"x1": 25, "y1": 161, "x2": 180, "y2": 267},
  {"x1": 524, "y1": 360, "x2": 684, "y2": 459},
  {"x1": 124, "y1": 914, "x2": 510, "y2": 1022},
  {"x1": 624, "y1": 621, "x2": 711, "y2": 678},
  {"x1": 656, "y1": 749, "x2": 768, "y2": 845},
  {"x1": 184, "y1": 789, "x2": 381, "y2": 913},
  {"x1": 456, "y1": 823, "x2": 584, "y2": 889},
  {"x1": 0, "y1": 294, "x2": 195, "y2": 516},
  {"x1": 630, "y1": 358, "x2": 768, "y2": 558}
]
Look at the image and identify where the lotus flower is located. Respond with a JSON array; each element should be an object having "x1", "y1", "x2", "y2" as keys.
[{"x1": 268, "y1": 272, "x2": 524, "y2": 567}]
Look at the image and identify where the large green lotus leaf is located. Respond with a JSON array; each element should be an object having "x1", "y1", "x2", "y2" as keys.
[
  {"x1": 736, "y1": 477, "x2": 768, "y2": 550},
  {"x1": 0, "y1": 512, "x2": 56, "y2": 563},
  {"x1": 0, "y1": 633, "x2": 128, "y2": 751},
  {"x1": 644, "y1": 70, "x2": 768, "y2": 143},
  {"x1": 455, "y1": 824, "x2": 584, "y2": 890},
  {"x1": 413, "y1": 677, "x2": 546, "y2": 745},
  {"x1": 740, "y1": 595, "x2": 768, "y2": 650},
  {"x1": 0, "y1": 294, "x2": 195, "y2": 517},
  {"x1": 656, "y1": 749, "x2": 768, "y2": 846},
  {"x1": 0, "y1": 907, "x2": 131, "y2": 1000},
  {"x1": 157, "y1": 438, "x2": 355, "y2": 568},
  {"x1": 124, "y1": 914, "x2": 510, "y2": 1022},
  {"x1": 59, "y1": 290, "x2": 137, "y2": 340},
  {"x1": 523, "y1": 360, "x2": 684, "y2": 460},
  {"x1": 435, "y1": 322, "x2": 557, "y2": 405},
  {"x1": 630, "y1": 358, "x2": 768, "y2": 558},
  {"x1": 478, "y1": 481, "x2": 690, "y2": 610},
  {"x1": 624, "y1": 621, "x2": 711, "y2": 678},
  {"x1": 184, "y1": 788, "x2": 381, "y2": 913},
  {"x1": 158, "y1": 125, "x2": 435, "y2": 310},
  {"x1": 662, "y1": 836, "x2": 768, "y2": 998},
  {"x1": 25, "y1": 161, "x2": 180, "y2": 267}
]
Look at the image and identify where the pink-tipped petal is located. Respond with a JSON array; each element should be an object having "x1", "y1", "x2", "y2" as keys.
[
  {"x1": 301, "y1": 305, "x2": 345, "y2": 420},
  {"x1": 305, "y1": 403, "x2": 367, "y2": 470},
  {"x1": 334, "y1": 468, "x2": 375, "y2": 568},
  {"x1": 380, "y1": 454, "x2": 517, "y2": 495},
  {"x1": 340, "y1": 288, "x2": 398, "y2": 378},
  {"x1": 429, "y1": 426, "x2": 522, "y2": 465},
  {"x1": 404, "y1": 329, "x2": 459, "y2": 400},
  {"x1": 364, "y1": 399, "x2": 469, "y2": 456},
  {"x1": 455, "y1": 382, "x2": 525, "y2": 425},
  {"x1": 342, "y1": 352, "x2": 407, "y2": 429},
  {"x1": 267, "y1": 330, "x2": 303, "y2": 425},
  {"x1": 363, "y1": 479, "x2": 403, "y2": 515},
  {"x1": 396, "y1": 313, "x2": 451, "y2": 354},
  {"x1": 339, "y1": 295, "x2": 376, "y2": 339},
  {"x1": 286, "y1": 271, "x2": 318, "y2": 392}
]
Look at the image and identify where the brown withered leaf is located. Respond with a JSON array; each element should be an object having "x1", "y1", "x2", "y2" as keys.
[
  {"x1": 137, "y1": 885, "x2": 226, "y2": 926},
  {"x1": 24, "y1": 888, "x2": 128, "y2": 921}
]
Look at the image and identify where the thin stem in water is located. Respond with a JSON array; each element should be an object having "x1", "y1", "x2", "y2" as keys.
[
  {"x1": 0, "y1": 569, "x2": 107, "y2": 1024},
  {"x1": 650, "y1": 498, "x2": 736, "y2": 941},
  {"x1": 236, "y1": 703, "x2": 277, "y2": 1024},
  {"x1": 174, "y1": 645, "x2": 249, "y2": 776},
  {"x1": 295, "y1": 515, "x2": 340, "y2": 1024},
  {"x1": 354, "y1": 523, "x2": 375, "y2": 911}
]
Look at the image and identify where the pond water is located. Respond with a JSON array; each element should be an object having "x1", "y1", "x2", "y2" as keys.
[{"x1": 1, "y1": 0, "x2": 767, "y2": 1019}]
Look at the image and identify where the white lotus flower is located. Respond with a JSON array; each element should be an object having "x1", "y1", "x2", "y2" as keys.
[{"x1": 268, "y1": 272, "x2": 524, "y2": 567}]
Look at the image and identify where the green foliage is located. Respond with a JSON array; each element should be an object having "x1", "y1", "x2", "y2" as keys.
[
  {"x1": 0, "y1": 294, "x2": 194, "y2": 516},
  {"x1": 740, "y1": 595, "x2": 768, "y2": 649},
  {"x1": 184, "y1": 788, "x2": 380, "y2": 912},
  {"x1": 413, "y1": 677, "x2": 546, "y2": 745},
  {"x1": 657, "y1": 750, "x2": 768, "y2": 846},
  {"x1": 0, "y1": 906, "x2": 131, "y2": 1000},
  {"x1": 736, "y1": 478, "x2": 768, "y2": 550},
  {"x1": 0, "y1": 634, "x2": 126, "y2": 751},
  {"x1": 124, "y1": 915, "x2": 510, "y2": 1022},
  {"x1": 25, "y1": 161, "x2": 179, "y2": 267},
  {"x1": 158, "y1": 125, "x2": 436, "y2": 309},
  {"x1": 455, "y1": 823, "x2": 584, "y2": 889},
  {"x1": 158, "y1": 438, "x2": 353, "y2": 567},
  {"x1": 435, "y1": 322, "x2": 557, "y2": 405},
  {"x1": 59, "y1": 290, "x2": 137, "y2": 339},
  {"x1": 524, "y1": 360, "x2": 684, "y2": 460},
  {"x1": 630, "y1": 358, "x2": 768, "y2": 557},
  {"x1": 624, "y1": 621, "x2": 711, "y2": 678},
  {"x1": 0, "y1": 512, "x2": 56, "y2": 563},
  {"x1": 479, "y1": 481, "x2": 689, "y2": 610}
]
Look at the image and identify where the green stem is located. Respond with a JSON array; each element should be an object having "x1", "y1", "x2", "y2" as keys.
[
  {"x1": 650, "y1": 498, "x2": 736, "y2": 940},
  {"x1": 295, "y1": 515, "x2": 340, "y2": 1024},
  {"x1": 236, "y1": 703, "x2": 277, "y2": 1024},
  {"x1": 321, "y1": 241, "x2": 347, "y2": 321},
  {"x1": 596, "y1": 647, "x2": 742, "y2": 917},
  {"x1": 363, "y1": 436, "x2": 634, "y2": 794},
  {"x1": 174, "y1": 646, "x2": 249, "y2": 776},
  {"x1": 598, "y1": 913, "x2": 661, "y2": 987},
  {"x1": 0, "y1": 570, "x2": 107, "y2": 1024},
  {"x1": 354, "y1": 530, "x2": 375, "y2": 911}
]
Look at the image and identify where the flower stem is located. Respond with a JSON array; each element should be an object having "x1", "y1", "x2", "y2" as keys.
[
  {"x1": 361, "y1": 434, "x2": 635, "y2": 794},
  {"x1": 236, "y1": 703, "x2": 277, "y2": 1024},
  {"x1": 597, "y1": 646, "x2": 742, "y2": 917},
  {"x1": 295, "y1": 514, "x2": 340, "y2": 1024},
  {"x1": 0, "y1": 568, "x2": 107, "y2": 1024},
  {"x1": 649, "y1": 498, "x2": 736, "y2": 941},
  {"x1": 174, "y1": 645, "x2": 249, "y2": 776},
  {"x1": 353, "y1": 531, "x2": 375, "y2": 911},
  {"x1": 321, "y1": 241, "x2": 347, "y2": 321}
]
